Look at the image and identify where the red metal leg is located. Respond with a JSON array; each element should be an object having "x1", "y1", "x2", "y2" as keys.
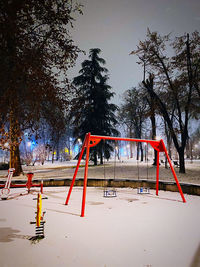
[
  {"x1": 156, "y1": 152, "x2": 160, "y2": 196},
  {"x1": 81, "y1": 133, "x2": 91, "y2": 217},
  {"x1": 41, "y1": 180, "x2": 43, "y2": 194},
  {"x1": 65, "y1": 136, "x2": 87, "y2": 205},
  {"x1": 163, "y1": 144, "x2": 186, "y2": 203}
]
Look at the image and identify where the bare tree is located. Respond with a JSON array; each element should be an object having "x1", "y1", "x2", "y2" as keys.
[
  {"x1": 119, "y1": 87, "x2": 148, "y2": 161},
  {"x1": 131, "y1": 29, "x2": 200, "y2": 173}
]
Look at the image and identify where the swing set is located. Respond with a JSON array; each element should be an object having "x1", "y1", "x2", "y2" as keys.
[
  {"x1": 103, "y1": 139, "x2": 117, "y2": 198},
  {"x1": 65, "y1": 132, "x2": 186, "y2": 217}
]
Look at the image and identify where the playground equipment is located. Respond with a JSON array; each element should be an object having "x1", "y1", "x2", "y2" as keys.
[
  {"x1": 65, "y1": 133, "x2": 186, "y2": 217},
  {"x1": 137, "y1": 187, "x2": 150, "y2": 194},
  {"x1": 1, "y1": 168, "x2": 15, "y2": 200},
  {"x1": 30, "y1": 193, "x2": 47, "y2": 238},
  {"x1": 136, "y1": 142, "x2": 150, "y2": 180},
  {"x1": 0, "y1": 169, "x2": 43, "y2": 200},
  {"x1": 103, "y1": 189, "x2": 117, "y2": 197},
  {"x1": 26, "y1": 172, "x2": 43, "y2": 194},
  {"x1": 103, "y1": 140, "x2": 117, "y2": 198}
]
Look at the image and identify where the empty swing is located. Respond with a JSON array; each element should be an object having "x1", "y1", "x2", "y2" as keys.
[
  {"x1": 137, "y1": 142, "x2": 150, "y2": 194},
  {"x1": 103, "y1": 140, "x2": 117, "y2": 198}
]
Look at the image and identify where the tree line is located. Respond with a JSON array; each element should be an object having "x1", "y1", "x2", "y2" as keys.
[
  {"x1": 0, "y1": 1, "x2": 199, "y2": 175},
  {"x1": 128, "y1": 29, "x2": 200, "y2": 173}
]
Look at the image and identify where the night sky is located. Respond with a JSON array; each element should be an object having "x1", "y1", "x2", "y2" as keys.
[{"x1": 69, "y1": 0, "x2": 200, "y2": 104}]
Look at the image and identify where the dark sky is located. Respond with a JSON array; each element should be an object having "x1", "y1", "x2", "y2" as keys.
[{"x1": 69, "y1": 0, "x2": 200, "y2": 104}]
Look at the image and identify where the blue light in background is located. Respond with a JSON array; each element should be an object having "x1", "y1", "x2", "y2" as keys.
[
  {"x1": 30, "y1": 140, "x2": 36, "y2": 150},
  {"x1": 120, "y1": 147, "x2": 124, "y2": 156},
  {"x1": 74, "y1": 144, "x2": 79, "y2": 154}
]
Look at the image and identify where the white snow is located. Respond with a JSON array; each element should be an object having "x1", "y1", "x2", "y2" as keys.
[
  {"x1": 0, "y1": 186, "x2": 200, "y2": 267},
  {"x1": 1, "y1": 158, "x2": 200, "y2": 185}
]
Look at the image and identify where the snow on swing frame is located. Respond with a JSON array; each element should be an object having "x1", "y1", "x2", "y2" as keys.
[{"x1": 65, "y1": 132, "x2": 186, "y2": 217}]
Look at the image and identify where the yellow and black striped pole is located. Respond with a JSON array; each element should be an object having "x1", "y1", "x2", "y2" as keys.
[{"x1": 36, "y1": 193, "x2": 42, "y2": 227}]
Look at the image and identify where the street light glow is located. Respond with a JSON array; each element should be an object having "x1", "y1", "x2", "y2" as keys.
[
  {"x1": 155, "y1": 136, "x2": 161, "y2": 140},
  {"x1": 4, "y1": 142, "x2": 9, "y2": 148},
  {"x1": 27, "y1": 141, "x2": 32, "y2": 147}
]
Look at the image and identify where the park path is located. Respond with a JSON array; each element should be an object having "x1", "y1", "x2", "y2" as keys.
[{"x1": 0, "y1": 159, "x2": 200, "y2": 185}]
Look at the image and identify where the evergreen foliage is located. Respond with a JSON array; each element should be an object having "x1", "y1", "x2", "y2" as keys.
[{"x1": 71, "y1": 48, "x2": 119, "y2": 164}]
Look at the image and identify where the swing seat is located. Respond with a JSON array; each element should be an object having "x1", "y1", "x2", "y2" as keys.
[
  {"x1": 137, "y1": 187, "x2": 150, "y2": 194},
  {"x1": 103, "y1": 189, "x2": 117, "y2": 198}
]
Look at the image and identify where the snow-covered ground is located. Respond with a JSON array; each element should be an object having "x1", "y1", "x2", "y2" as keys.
[
  {"x1": 0, "y1": 187, "x2": 200, "y2": 267},
  {"x1": 0, "y1": 158, "x2": 200, "y2": 185}
]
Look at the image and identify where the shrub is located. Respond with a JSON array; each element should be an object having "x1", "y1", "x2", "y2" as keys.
[{"x1": 0, "y1": 163, "x2": 9, "y2": 170}]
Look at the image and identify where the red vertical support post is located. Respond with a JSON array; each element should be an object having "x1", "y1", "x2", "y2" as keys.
[
  {"x1": 163, "y1": 144, "x2": 186, "y2": 203},
  {"x1": 26, "y1": 172, "x2": 34, "y2": 193},
  {"x1": 41, "y1": 180, "x2": 43, "y2": 194},
  {"x1": 65, "y1": 137, "x2": 87, "y2": 205},
  {"x1": 156, "y1": 151, "x2": 160, "y2": 196},
  {"x1": 81, "y1": 133, "x2": 91, "y2": 217}
]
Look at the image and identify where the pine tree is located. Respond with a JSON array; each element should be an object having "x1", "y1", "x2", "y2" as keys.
[{"x1": 72, "y1": 48, "x2": 119, "y2": 165}]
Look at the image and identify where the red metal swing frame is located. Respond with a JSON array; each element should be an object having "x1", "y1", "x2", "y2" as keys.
[{"x1": 65, "y1": 132, "x2": 186, "y2": 217}]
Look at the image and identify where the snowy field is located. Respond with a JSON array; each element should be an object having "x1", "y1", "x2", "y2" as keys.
[
  {"x1": 0, "y1": 158, "x2": 200, "y2": 185},
  {"x1": 0, "y1": 186, "x2": 200, "y2": 267}
]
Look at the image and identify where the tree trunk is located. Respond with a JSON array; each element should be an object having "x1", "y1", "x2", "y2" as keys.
[
  {"x1": 185, "y1": 139, "x2": 190, "y2": 159},
  {"x1": 93, "y1": 148, "x2": 97, "y2": 165},
  {"x1": 9, "y1": 112, "x2": 22, "y2": 176},
  {"x1": 136, "y1": 143, "x2": 139, "y2": 160},
  {"x1": 100, "y1": 145, "x2": 103, "y2": 165},
  {"x1": 164, "y1": 120, "x2": 172, "y2": 169},
  {"x1": 178, "y1": 147, "x2": 185, "y2": 173},
  {"x1": 140, "y1": 143, "x2": 144, "y2": 162},
  {"x1": 164, "y1": 155, "x2": 168, "y2": 169},
  {"x1": 52, "y1": 149, "x2": 55, "y2": 163},
  {"x1": 130, "y1": 143, "x2": 133, "y2": 158},
  {"x1": 150, "y1": 109, "x2": 157, "y2": 165},
  {"x1": 56, "y1": 144, "x2": 60, "y2": 161},
  {"x1": 10, "y1": 143, "x2": 22, "y2": 176},
  {"x1": 100, "y1": 153, "x2": 103, "y2": 165},
  {"x1": 129, "y1": 128, "x2": 133, "y2": 158},
  {"x1": 153, "y1": 150, "x2": 157, "y2": 166}
]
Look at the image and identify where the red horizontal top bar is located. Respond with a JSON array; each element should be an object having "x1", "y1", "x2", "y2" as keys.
[{"x1": 90, "y1": 134, "x2": 161, "y2": 144}]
